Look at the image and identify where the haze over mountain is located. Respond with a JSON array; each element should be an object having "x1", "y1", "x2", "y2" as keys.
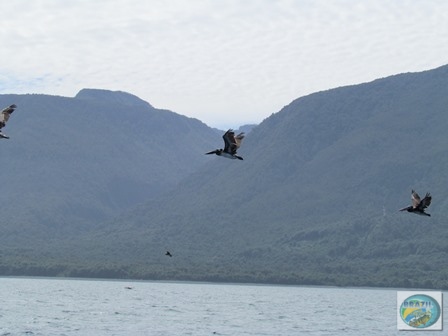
[
  {"x1": 0, "y1": 89, "x2": 219, "y2": 243},
  {"x1": 2, "y1": 65, "x2": 448, "y2": 289},
  {"x1": 85, "y1": 64, "x2": 448, "y2": 288}
]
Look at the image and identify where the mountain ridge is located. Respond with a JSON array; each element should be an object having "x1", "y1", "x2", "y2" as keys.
[
  {"x1": 76, "y1": 64, "x2": 448, "y2": 287},
  {"x1": 1, "y1": 65, "x2": 448, "y2": 289},
  {"x1": 0, "y1": 90, "x2": 219, "y2": 242},
  {"x1": 75, "y1": 88, "x2": 153, "y2": 108}
]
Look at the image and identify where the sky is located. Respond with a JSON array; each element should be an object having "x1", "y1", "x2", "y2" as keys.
[{"x1": 1, "y1": 0, "x2": 447, "y2": 129}]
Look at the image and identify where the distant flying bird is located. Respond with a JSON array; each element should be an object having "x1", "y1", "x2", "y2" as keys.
[
  {"x1": 0, "y1": 104, "x2": 17, "y2": 139},
  {"x1": 165, "y1": 251, "x2": 173, "y2": 257},
  {"x1": 206, "y1": 129, "x2": 245, "y2": 160},
  {"x1": 399, "y1": 190, "x2": 432, "y2": 216}
]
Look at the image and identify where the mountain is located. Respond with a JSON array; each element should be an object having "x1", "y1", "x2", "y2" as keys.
[
  {"x1": 66, "y1": 65, "x2": 448, "y2": 288},
  {"x1": 235, "y1": 124, "x2": 257, "y2": 134},
  {"x1": 3, "y1": 65, "x2": 448, "y2": 290},
  {"x1": 0, "y1": 89, "x2": 219, "y2": 244}
]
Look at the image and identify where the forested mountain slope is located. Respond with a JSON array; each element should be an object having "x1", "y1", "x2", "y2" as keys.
[
  {"x1": 0, "y1": 89, "x2": 218, "y2": 244},
  {"x1": 78, "y1": 65, "x2": 448, "y2": 288},
  {"x1": 3, "y1": 65, "x2": 448, "y2": 289}
]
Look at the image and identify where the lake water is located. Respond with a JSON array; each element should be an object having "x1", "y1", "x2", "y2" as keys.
[{"x1": 0, "y1": 277, "x2": 445, "y2": 335}]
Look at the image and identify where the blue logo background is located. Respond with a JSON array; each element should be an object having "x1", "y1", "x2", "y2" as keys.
[{"x1": 399, "y1": 294, "x2": 441, "y2": 328}]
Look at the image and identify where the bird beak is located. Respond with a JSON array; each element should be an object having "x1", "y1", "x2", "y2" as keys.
[{"x1": 205, "y1": 150, "x2": 216, "y2": 155}]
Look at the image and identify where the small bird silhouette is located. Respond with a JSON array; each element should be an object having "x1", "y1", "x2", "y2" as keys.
[{"x1": 165, "y1": 251, "x2": 173, "y2": 257}]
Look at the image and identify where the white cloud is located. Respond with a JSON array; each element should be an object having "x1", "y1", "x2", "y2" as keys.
[{"x1": 1, "y1": 0, "x2": 447, "y2": 128}]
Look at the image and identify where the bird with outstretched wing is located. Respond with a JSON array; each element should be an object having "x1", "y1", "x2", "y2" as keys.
[
  {"x1": 0, "y1": 104, "x2": 17, "y2": 139},
  {"x1": 400, "y1": 190, "x2": 432, "y2": 216},
  {"x1": 206, "y1": 129, "x2": 245, "y2": 160}
]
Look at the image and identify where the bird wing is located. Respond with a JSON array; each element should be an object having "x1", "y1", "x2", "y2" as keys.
[
  {"x1": 419, "y1": 193, "x2": 432, "y2": 209},
  {"x1": 222, "y1": 129, "x2": 236, "y2": 153},
  {"x1": 411, "y1": 190, "x2": 421, "y2": 208},
  {"x1": 234, "y1": 132, "x2": 245, "y2": 150},
  {"x1": 0, "y1": 104, "x2": 17, "y2": 127}
]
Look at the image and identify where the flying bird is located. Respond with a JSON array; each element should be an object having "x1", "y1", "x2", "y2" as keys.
[
  {"x1": 399, "y1": 190, "x2": 432, "y2": 216},
  {"x1": 165, "y1": 251, "x2": 173, "y2": 257},
  {"x1": 0, "y1": 104, "x2": 17, "y2": 139},
  {"x1": 206, "y1": 129, "x2": 245, "y2": 160}
]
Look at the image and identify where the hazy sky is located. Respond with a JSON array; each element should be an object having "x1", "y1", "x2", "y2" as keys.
[{"x1": 1, "y1": 0, "x2": 447, "y2": 128}]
